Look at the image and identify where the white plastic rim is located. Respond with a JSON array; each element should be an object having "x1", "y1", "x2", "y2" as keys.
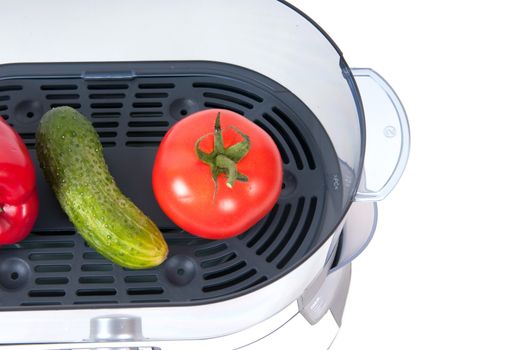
[
  {"x1": 0, "y1": 237, "x2": 335, "y2": 343},
  {"x1": 0, "y1": 308, "x2": 340, "y2": 350}
]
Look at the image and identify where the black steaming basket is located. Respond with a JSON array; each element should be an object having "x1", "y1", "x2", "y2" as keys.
[{"x1": 0, "y1": 61, "x2": 350, "y2": 309}]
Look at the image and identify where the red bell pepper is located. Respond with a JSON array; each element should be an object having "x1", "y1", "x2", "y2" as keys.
[{"x1": 0, "y1": 117, "x2": 39, "y2": 245}]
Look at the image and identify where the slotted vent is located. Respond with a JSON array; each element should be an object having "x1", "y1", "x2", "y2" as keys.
[
  {"x1": 194, "y1": 81, "x2": 262, "y2": 116},
  {"x1": 87, "y1": 84, "x2": 129, "y2": 90},
  {"x1": 195, "y1": 82, "x2": 317, "y2": 171},
  {"x1": 122, "y1": 80, "x2": 175, "y2": 147},
  {"x1": 44, "y1": 86, "x2": 81, "y2": 109},
  {"x1": 0, "y1": 62, "x2": 342, "y2": 310},
  {"x1": 202, "y1": 269, "x2": 258, "y2": 293},
  {"x1": 203, "y1": 261, "x2": 247, "y2": 281},
  {"x1": 41, "y1": 84, "x2": 77, "y2": 91},
  {"x1": 0, "y1": 85, "x2": 23, "y2": 122},
  {"x1": 192, "y1": 82, "x2": 264, "y2": 102}
]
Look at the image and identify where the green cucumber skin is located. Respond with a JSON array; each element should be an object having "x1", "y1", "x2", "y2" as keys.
[{"x1": 36, "y1": 106, "x2": 168, "y2": 269}]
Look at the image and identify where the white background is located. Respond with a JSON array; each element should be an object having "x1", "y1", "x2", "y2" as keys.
[
  {"x1": 1, "y1": 1, "x2": 525, "y2": 349},
  {"x1": 287, "y1": 0, "x2": 527, "y2": 349}
]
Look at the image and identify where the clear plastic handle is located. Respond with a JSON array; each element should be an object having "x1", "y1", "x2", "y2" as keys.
[{"x1": 353, "y1": 69, "x2": 410, "y2": 202}]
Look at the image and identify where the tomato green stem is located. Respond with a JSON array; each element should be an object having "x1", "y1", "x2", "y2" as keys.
[
  {"x1": 195, "y1": 113, "x2": 251, "y2": 196},
  {"x1": 214, "y1": 114, "x2": 225, "y2": 153}
]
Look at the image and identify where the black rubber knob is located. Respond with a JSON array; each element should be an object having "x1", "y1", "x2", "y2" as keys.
[
  {"x1": 165, "y1": 255, "x2": 197, "y2": 286},
  {"x1": 0, "y1": 258, "x2": 31, "y2": 290}
]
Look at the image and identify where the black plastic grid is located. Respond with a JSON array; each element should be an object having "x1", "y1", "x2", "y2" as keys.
[{"x1": 0, "y1": 62, "x2": 343, "y2": 309}]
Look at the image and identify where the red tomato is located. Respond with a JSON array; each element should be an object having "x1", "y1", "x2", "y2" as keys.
[{"x1": 153, "y1": 109, "x2": 282, "y2": 239}]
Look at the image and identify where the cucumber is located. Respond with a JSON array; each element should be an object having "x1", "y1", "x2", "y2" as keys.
[{"x1": 36, "y1": 106, "x2": 168, "y2": 269}]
